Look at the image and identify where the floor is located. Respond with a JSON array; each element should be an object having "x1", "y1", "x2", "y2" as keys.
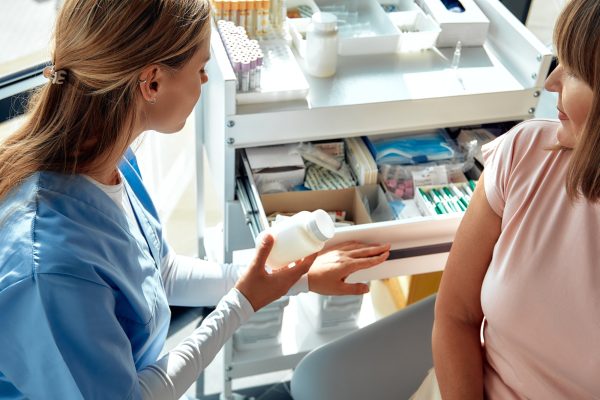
[{"x1": 0, "y1": 1, "x2": 563, "y2": 399}]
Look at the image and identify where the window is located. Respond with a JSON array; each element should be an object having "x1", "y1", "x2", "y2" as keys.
[{"x1": 0, "y1": 0, "x2": 58, "y2": 121}]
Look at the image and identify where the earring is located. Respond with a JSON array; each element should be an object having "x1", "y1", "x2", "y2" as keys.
[
  {"x1": 138, "y1": 79, "x2": 148, "y2": 84},
  {"x1": 148, "y1": 98, "x2": 157, "y2": 104}
]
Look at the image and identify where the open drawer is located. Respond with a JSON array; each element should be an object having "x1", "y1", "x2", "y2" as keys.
[{"x1": 236, "y1": 149, "x2": 463, "y2": 282}]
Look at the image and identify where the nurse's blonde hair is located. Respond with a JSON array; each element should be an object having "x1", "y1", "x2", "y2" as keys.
[
  {"x1": 554, "y1": 0, "x2": 600, "y2": 201},
  {"x1": 0, "y1": 0, "x2": 210, "y2": 199}
]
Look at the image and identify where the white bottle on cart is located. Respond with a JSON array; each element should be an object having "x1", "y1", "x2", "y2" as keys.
[
  {"x1": 265, "y1": 209, "x2": 335, "y2": 267},
  {"x1": 305, "y1": 12, "x2": 338, "y2": 78}
]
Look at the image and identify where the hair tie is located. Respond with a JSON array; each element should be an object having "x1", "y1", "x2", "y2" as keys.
[{"x1": 43, "y1": 65, "x2": 67, "y2": 85}]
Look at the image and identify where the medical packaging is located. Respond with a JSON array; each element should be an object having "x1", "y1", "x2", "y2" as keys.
[
  {"x1": 245, "y1": 144, "x2": 306, "y2": 193},
  {"x1": 415, "y1": 0, "x2": 489, "y2": 47},
  {"x1": 364, "y1": 130, "x2": 459, "y2": 166},
  {"x1": 344, "y1": 137, "x2": 378, "y2": 185},
  {"x1": 415, "y1": 180, "x2": 474, "y2": 216},
  {"x1": 456, "y1": 128, "x2": 497, "y2": 164},
  {"x1": 304, "y1": 164, "x2": 356, "y2": 190},
  {"x1": 312, "y1": 139, "x2": 346, "y2": 161}
]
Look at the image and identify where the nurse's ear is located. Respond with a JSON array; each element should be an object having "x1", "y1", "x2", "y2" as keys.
[{"x1": 137, "y1": 65, "x2": 162, "y2": 105}]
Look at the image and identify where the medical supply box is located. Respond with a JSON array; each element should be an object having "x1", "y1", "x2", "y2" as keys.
[
  {"x1": 415, "y1": 0, "x2": 489, "y2": 47},
  {"x1": 245, "y1": 144, "x2": 306, "y2": 194}
]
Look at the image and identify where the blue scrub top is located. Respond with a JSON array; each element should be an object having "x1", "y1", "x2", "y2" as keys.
[{"x1": 0, "y1": 155, "x2": 171, "y2": 399}]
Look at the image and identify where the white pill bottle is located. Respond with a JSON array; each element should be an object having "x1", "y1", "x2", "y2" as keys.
[
  {"x1": 305, "y1": 12, "x2": 338, "y2": 78},
  {"x1": 265, "y1": 209, "x2": 335, "y2": 267}
]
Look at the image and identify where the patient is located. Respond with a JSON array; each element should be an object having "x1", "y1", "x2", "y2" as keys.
[
  {"x1": 433, "y1": 0, "x2": 600, "y2": 398},
  {"x1": 292, "y1": 1, "x2": 600, "y2": 399}
]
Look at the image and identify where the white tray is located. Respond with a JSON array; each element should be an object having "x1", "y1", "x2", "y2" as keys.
[{"x1": 315, "y1": 0, "x2": 400, "y2": 55}]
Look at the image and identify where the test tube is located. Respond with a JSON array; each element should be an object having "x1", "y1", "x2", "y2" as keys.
[
  {"x1": 232, "y1": 58, "x2": 242, "y2": 90},
  {"x1": 222, "y1": 0, "x2": 231, "y2": 21},
  {"x1": 241, "y1": 60, "x2": 251, "y2": 92},
  {"x1": 230, "y1": 0, "x2": 239, "y2": 25},
  {"x1": 270, "y1": 0, "x2": 285, "y2": 33},
  {"x1": 214, "y1": 0, "x2": 224, "y2": 20},
  {"x1": 246, "y1": 0, "x2": 255, "y2": 37},
  {"x1": 238, "y1": 0, "x2": 247, "y2": 32},
  {"x1": 257, "y1": 0, "x2": 270, "y2": 37}
]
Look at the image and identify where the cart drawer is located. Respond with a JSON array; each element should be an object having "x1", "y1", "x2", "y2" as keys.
[{"x1": 237, "y1": 149, "x2": 462, "y2": 282}]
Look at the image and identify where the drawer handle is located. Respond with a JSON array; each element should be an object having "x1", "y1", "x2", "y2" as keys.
[{"x1": 388, "y1": 242, "x2": 453, "y2": 260}]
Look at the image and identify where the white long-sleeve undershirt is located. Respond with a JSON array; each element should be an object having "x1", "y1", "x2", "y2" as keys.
[{"x1": 87, "y1": 175, "x2": 308, "y2": 399}]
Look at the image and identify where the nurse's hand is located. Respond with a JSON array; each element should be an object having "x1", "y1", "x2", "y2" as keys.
[
  {"x1": 235, "y1": 233, "x2": 316, "y2": 311},
  {"x1": 308, "y1": 242, "x2": 390, "y2": 295}
]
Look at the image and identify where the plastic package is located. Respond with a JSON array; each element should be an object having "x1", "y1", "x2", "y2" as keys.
[
  {"x1": 344, "y1": 137, "x2": 378, "y2": 185},
  {"x1": 365, "y1": 130, "x2": 459, "y2": 165},
  {"x1": 304, "y1": 164, "x2": 356, "y2": 190},
  {"x1": 295, "y1": 142, "x2": 354, "y2": 182},
  {"x1": 415, "y1": 180, "x2": 475, "y2": 216},
  {"x1": 265, "y1": 209, "x2": 335, "y2": 267},
  {"x1": 305, "y1": 12, "x2": 338, "y2": 78}
]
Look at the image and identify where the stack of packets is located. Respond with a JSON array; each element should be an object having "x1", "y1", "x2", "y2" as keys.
[
  {"x1": 304, "y1": 165, "x2": 356, "y2": 190},
  {"x1": 267, "y1": 211, "x2": 354, "y2": 228},
  {"x1": 416, "y1": 180, "x2": 476, "y2": 216},
  {"x1": 296, "y1": 142, "x2": 357, "y2": 191}
]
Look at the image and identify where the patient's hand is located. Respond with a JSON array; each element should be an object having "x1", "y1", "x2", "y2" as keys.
[{"x1": 308, "y1": 242, "x2": 390, "y2": 296}]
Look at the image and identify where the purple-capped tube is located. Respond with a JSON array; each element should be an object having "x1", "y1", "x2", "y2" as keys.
[
  {"x1": 232, "y1": 58, "x2": 242, "y2": 90},
  {"x1": 241, "y1": 59, "x2": 251, "y2": 92}
]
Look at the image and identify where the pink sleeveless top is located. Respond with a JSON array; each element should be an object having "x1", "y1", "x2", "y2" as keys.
[{"x1": 481, "y1": 119, "x2": 600, "y2": 399}]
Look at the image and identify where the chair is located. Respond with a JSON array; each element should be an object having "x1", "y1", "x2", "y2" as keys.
[{"x1": 290, "y1": 295, "x2": 436, "y2": 400}]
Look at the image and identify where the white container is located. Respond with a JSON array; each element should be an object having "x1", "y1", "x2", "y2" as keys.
[
  {"x1": 265, "y1": 209, "x2": 335, "y2": 267},
  {"x1": 415, "y1": 0, "x2": 490, "y2": 47},
  {"x1": 305, "y1": 12, "x2": 338, "y2": 78},
  {"x1": 316, "y1": 0, "x2": 400, "y2": 55},
  {"x1": 389, "y1": 10, "x2": 441, "y2": 52}
]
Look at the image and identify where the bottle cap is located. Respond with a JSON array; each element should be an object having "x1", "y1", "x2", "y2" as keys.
[
  {"x1": 306, "y1": 209, "x2": 335, "y2": 242},
  {"x1": 311, "y1": 12, "x2": 337, "y2": 32}
]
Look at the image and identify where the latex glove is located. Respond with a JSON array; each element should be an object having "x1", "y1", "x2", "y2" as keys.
[
  {"x1": 308, "y1": 242, "x2": 391, "y2": 295},
  {"x1": 235, "y1": 234, "x2": 316, "y2": 311}
]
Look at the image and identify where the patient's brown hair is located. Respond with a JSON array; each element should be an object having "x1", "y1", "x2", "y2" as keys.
[{"x1": 554, "y1": 0, "x2": 600, "y2": 201}]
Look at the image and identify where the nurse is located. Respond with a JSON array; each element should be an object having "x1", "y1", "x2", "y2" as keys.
[{"x1": 0, "y1": 0, "x2": 390, "y2": 398}]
